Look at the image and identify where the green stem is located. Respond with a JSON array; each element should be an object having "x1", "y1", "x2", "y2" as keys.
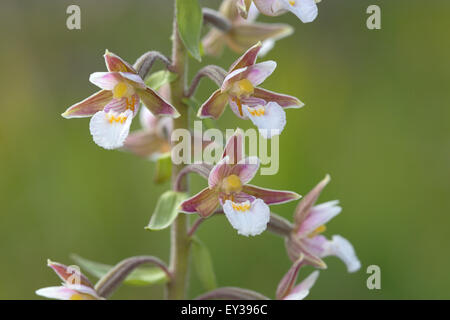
[{"x1": 166, "y1": 17, "x2": 190, "y2": 300}]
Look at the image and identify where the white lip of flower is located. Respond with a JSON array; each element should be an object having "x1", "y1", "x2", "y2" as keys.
[
  {"x1": 244, "y1": 102, "x2": 286, "y2": 139},
  {"x1": 271, "y1": 0, "x2": 318, "y2": 23},
  {"x1": 323, "y1": 235, "x2": 361, "y2": 273},
  {"x1": 89, "y1": 109, "x2": 134, "y2": 150},
  {"x1": 223, "y1": 199, "x2": 270, "y2": 237}
]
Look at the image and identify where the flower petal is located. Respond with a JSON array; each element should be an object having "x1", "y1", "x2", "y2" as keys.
[
  {"x1": 104, "y1": 50, "x2": 136, "y2": 73},
  {"x1": 253, "y1": 88, "x2": 304, "y2": 108},
  {"x1": 230, "y1": 156, "x2": 260, "y2": 184},
  {"x1": 64, "y1": 284, "x2": 103, "y2": 300},
  {"x1": 89, "y1": 72, "x2": 145, "y2": 91},
  {"x1": 281, "y1": 0, "x2": 318, "y2": 23},
  {"x1": 36, "y1": 284, "x2": 99, "y2": 300},
  {"x1": 202, "y1": 29, "x2": 226, "y2": 57},
  {"x1": 89, "y1": 72, "x2": 124, "y2": 90},
  {"x1": 123, "y1": 131, "x2": 169, "y2": 160},
  {"x1": 233, "y1": 192, "x2": 256, "y2": 203},
  {"x1": 89, "y1": 109, "x2": 133, "y2": 150},
  {"x1": 297, "y1": 200, "x2": 341, "y2": 238},
  {"x1": 222, "y1": 129, "x2": 245, "y2": 163},
  {"x1": 322, "y1": 235, "x2": 361, "y2": 273},
  {"x1": 197, "y1": 89, "x2": 229, "y2": 119},
  {"x1": 36, "y1": 286, "x2": 78, "y2": 300},
  {"x1": 119, "y1": 72, "x2": 146, "y2": 88},
  {"x1": 229, "y1": 97, "x2": 249, "y2": 119},
  {"x1": 242, "y1": 184, "x2": 300, "y2": 205},
  {"x1": 47, "y1": 260, "x2": 93, "y2": 288},
  {"x1": 208, "y1": 156, "x2": 232, "y2": 188},
  {"x1": 258, "y1": 40, "x2": 276, "y2": 57},
  {"x1": 180, "y1": 187, "x2": 220, "y2": 218},
  {"x1": 294, "y1": 174, "x2": 330, "y2": 227},
  {"x1": 228, "y1": 23, "x2": 293, "y2": 55},
  {"x1": 136, "y1": 87, "x2": 180, "y2": 118},
  {"x1": 253, "y1": 0, "x2": 286, "y2": 16},
  {"x1": 228, "y1": 42, "x2": 262, "y2": 72},
  {"x1": 104, "y1": 94, "x2": 141, "y2": 117},
  {"x1": 222, "y1": 61, "x2": 276, "y2": 90},
  {"x1": 236, "y1": 0, "x2": 253, "y2": 19},
  {"x1": 276, "y1": 256, "x2": 304, "y2": 300},
  {"x1": 102, "y1": 97, "x2": 127, "y2": 114},
  {"x1": 241, "y1": 96, "x2": 267, "y2": 107},
  {"x1": 223, "y1": 199, "x2": 270, "y2": 236},
  {"x1": 285, "y1": 236, "x2": 327, "y2": 269},
  {"x1": 139, "y1": 105, "x2": 158, "y2": 129},
  {"x1": 62, "y1": 90, "x2": 113, "y2": 118},
  {"x1": 284, "y1": 271, "x2": 319, "y2": 300},
  {"x1": 244, "y1": 102, "x2": 286, "y2": 138}
]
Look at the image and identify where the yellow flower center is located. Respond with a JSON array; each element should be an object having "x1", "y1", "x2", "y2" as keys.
[
  {"x1": 289, "y1": 0, "x2": 296, "y2": 6},
  {"x1": 231, "y1": 202, "x2": 251, "y2": 212},
  {"x1": 247, "y1": 106, "x2": 265, "y2": 117},
  {"x1": 238, "y1": 79, "x2": 254, "y2": 95},
  {"x1": 70, "y1": 293, "x2": 85, "y2": 300},
  {"x1": 222, "y1": 174, "x2": 243, "y2": 194},
  {"x1": 125, "y1": 95, "x2": 137, "y2": 112},
  {"x1": 230, "y1": 79, "x2": 254, "y2": 98},
  {"x1": 308, "y1": 225, "x2": 327, "y2": 238},
  {"x1": 113, "y1": 82, "x2": 134, "y2": 99},
  {"x1": 106, "y1": 113, "x2": 128, "y2": 124},
  {"x1": 229, "y1": 79, "x2": 255, "y2": 117}
]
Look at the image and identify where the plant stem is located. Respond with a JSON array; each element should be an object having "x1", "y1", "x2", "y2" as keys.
[{"x1": 166, "y1": 16, "x2": 190, "y2": 300}]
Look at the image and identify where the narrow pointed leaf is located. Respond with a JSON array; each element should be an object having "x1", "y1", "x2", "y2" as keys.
[
  {"x1": 146, "y1": 191, "x2": 188, "y2": 231},
  {"x1": 176, "y1": 0, "x2": 203, "y2": 61},
  {"x1": 192, "y1": 237, "x2": 217, "y2": 291},
  {"x1": 71, "y1": 255, "x2": 168, "y2": 286}
]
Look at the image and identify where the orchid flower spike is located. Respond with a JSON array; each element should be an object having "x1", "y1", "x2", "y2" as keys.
[
  {"x1": 244, "y1": 0, "x2": 320, "y2": 23},
  {"x1": 203, "y1": 0, "x2": 293, "y2": 57},
  {"x1": 276, "y1": 255, "x2": 320, "y2": 300},
  {"x1": 286, "y1": 175, "x2": 361, "y2": 272},
  {"x1": 180, "y1": 129, "x2": 300, "y2": 236},
  {"x1": 36, "y1": 260, "x2": 103, "y2": 300},
  {"x1": 62, "y1": 50, "x2": 179, "y2": 150},
  {"x1": 198, "y1": 43, "x2": 304, "y2": 139}
]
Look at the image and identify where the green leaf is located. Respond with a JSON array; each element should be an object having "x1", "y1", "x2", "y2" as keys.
[
  {"x1": 154, "y1": 152, "x2": 172, "y2": 184},
  {"x1": 192, "y1": 237, "x2": 217, "y2": 291},
  {"x1": 145, "y1": 191, "x2": 187, "y2": 231},
  {"x1": 71, "y1": 254, "x2": 168, "y2": 286},
  {"x1": 145, "y1": 70, "x2": 177, "y2": 91},
  {"x1": 176, "y1": 0, "x2": 203, "y2": 61}
]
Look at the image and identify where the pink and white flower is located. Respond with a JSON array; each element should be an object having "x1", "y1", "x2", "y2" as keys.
[
  {"x1": 36, "y1": 260, "x2": 102, "y2": 300},
  {"x1": 62, "y1": 50, "x2": 179, "y2": 150},
  {"x1": 198, "y1": 43, "x2": 303, "y2": 139},
  {"x1": 250, "y1": 0, "x2": 319, "y2": 23},
  {"x1": 286, "y1": 175, "x2": 361, "y2": 272},
  {"x1": 202, "y1": 0, "x2": 293, "y2": 57},
  {"x1": 180, "y1": 129, "x2": 300, "y2": 236},
  {"x1": 276, "y1": 255, "x2": 319, "y2": 300}
]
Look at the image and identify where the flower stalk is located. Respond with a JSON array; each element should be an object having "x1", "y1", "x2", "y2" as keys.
[
  {"x1": 134, "y1": 51, "x2": 174, "y2": 79},
  {"x1": 94, "y1": 256, "x2": 171, "y2": 298},
  {"x1": 166, "y1": 16, "x2": 191, "y2": 300}
]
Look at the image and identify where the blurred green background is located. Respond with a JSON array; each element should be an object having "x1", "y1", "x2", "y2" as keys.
[{"x1": 1, "y1": 0, "x2": 449, "y2": 299}]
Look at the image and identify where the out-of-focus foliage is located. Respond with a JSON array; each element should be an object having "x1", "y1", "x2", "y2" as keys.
[{"x1": 0, "y1": 0, "x2": 449, "y2": 299}]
